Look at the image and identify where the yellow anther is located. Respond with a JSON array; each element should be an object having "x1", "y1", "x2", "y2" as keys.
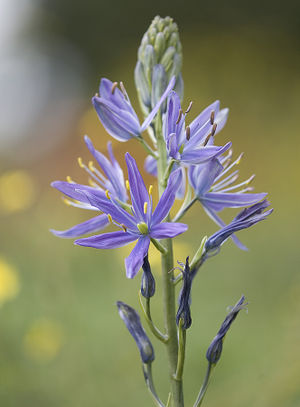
[
  {"x1": 126, "y1": 180, "x2": 130, "y2": 190},
  {"x1": 143, "y1": 202, "x2": 148, "y2": 214},
  {"x1": 105, "y1": 189, "x2": 111, "y2": 199},
  {"x1": 148, "y1": 185, "x2": 153, "y2": 195},
  {"x1": 88, "y1": 161, "x2": 94, "y2": 171},
  {"x1": 107, "y1": 214, "x2": 113, "y2": 223},
  {"x1": 78, "y1": 157, "x2": 84, "y2": 168},
  {"x1": 121, "y1": 223, "x2": 127, "y2": 232},
  {"x1": 236, "y1": 153, "x2": 244, "y2": 165},
  {"x1": 63, "y1": 198, "x2": 71, "y2": 206},
  {"x1": 66, "y1": 176, "x2": 72, "y2": 183},
  {"x1": 88, "y1": 178, "x2": 97, "y2": 187}
]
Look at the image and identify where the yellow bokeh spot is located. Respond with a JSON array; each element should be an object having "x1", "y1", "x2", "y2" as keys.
[
  {"x1": 0, "y1": 170, "x2": 36, "y2": 214},
  {"x1": 24, "y1": 319, "x2": 64, "y2": 363},
  {"x1": 0, "y1": 256, "x2": 20, "y2": 305}
]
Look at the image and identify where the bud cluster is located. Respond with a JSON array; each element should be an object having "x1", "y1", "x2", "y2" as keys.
[{"x1": 135, "y1": 15, "x2": 183, "y2": 116}]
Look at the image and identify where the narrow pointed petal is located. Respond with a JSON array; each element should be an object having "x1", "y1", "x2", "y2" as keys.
[
  {"x1": 125, "y1": 236, "x2": 150, "y2": 279},
  {"x1": 150, "y1": 222, "x2": 188, "y2": 239},
  {"x1": 189, "y1": 158, "x2": 223, "y2": 196},
  {"x1": 141, "y1": 76, "x2": 176, "y2": 131},
  {"x1": 125, "y1": 153, "x2": 149, "y2": 222},
  {"x1": 75, "y1": 231, "x2": 137, "y2": 249},
  {"x1": 214, "y1": 108, "x2": 229, "y2": 134},
  {"x1": 202, "y1": 203, "x2": 248, "y2": 250},
  {"x1": 181, "y1": 143, "x2": 231, "y2": 165},
  {"x1": 99, "y1": 78, "x2": 137, "y2": 116},
  {"x1": 189, "y1": 100, "x2": 220, "y2": 135},
  {"x1": 152, "y1": 169, "x2": 181, "y2": 225},
  {"x1": 201, "y1": 192, "x2": 268, "y2": 212},
  {"x1": 50, "y1": 214, "x2": 109, "y2": 238},
  {"x1": 51, "y1": 181, "x2": 105, "y2": 205},
  {"x1": 163, "y1": 90, "x2": 183, "y2": 141}
]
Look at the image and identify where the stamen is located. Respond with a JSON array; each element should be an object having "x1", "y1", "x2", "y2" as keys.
[
  {"x1": 63, "y1": 198, "x2": 71, "y2": 206},
  {"x1": 236, "y1": 152, "x2": 244, "y2": 164},
  {"x1": 119, "y1": 81, "x2": 127, "y2": 97},
  {"x1": 88, "y1": 178, "x2": 97, "y2": 187},
  {"x1": 148, "y1": 185, "x2": 153, "y2": 195},
  {"x1": 66, "y1": 176, "x2": 73, "y2": 183},
  {"x1": 186, "y1": 126, "x2": 191, "y2": 141},
  {"x1": 88, "y1": 161, "x2": 94, "y2": 171},
  {"x1": 111, "y1": 82, "x2": 118, "y2": 94},
  {"x1": 211, "y1": 123, "x2": 217, "y2": 136},
  {"x1": 144, "y1": 202, "x2": 148, "y2": 214},
  {"x1": 107, "y1": 214, "x2": 113, "y2": 223},
  {"x1": 185, "y1": 101, "x2": 193, "y2": 114},
  {"x1": 203, "y1": 133, "x2": 212, "y2": 146},
  {"x1": 176, "y1": 109, "x2": 183, "y2": 125},
  {"x1": 77, "y1": 157, "x2": 84, "y2": 168},
  {"x1": 126, "y1": 180, "x2": 130, "y2": 190},
  {"x1": 210, "y1": 110, "x2": 215, "y2": 125},
  {"x1": 121, "y1": 223, "x2": 127, "y2": 232},
  {"x1": 95, "y1": 92, "x2": 99, "y2": 97},
  {"x1": 105, "y1": 189, "x2": 111, "y2": 199},
  {"x1": 247, "y1": 174, "x2": 255, "y2": 184}
]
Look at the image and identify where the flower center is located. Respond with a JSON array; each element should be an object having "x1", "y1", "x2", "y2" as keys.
[{"x1": 137, "y1": 222, "x2": 149, "y2": 235}]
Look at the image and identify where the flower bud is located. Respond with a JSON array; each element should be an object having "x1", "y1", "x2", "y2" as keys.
[
  {"x1": 141, "y1": 255, "x2": 156, "y2": 298},
  {"x1": 135, "y1": 15, "x2": 183, "y2": 116},
  {"x1": 117, "y1": 301, "x2": 155, "y2": 364},
  {"x1": 206, "y1": 296, "x2": 247, "y2": 365},
  {"x1": 176, "y1": 257, "x2": 192, "y2": 330}
]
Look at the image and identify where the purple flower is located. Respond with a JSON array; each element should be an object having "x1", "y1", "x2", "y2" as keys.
[
  {"x1": 189, "y1": 154, "x2": 268, "y2": 250},
  {"x1": 206, "y1": 296, "x2": 247, "y2": 365},
  {"x1": 141, "y1": 255, "x2": 155, "y2": 298},
  {"x1": 117, "y1": 301, "x2": 155, "y2": 364},
  {"x1": 74, "y1": 154, "x2": 188, "y2": 278},
  {"x1": 176, "y1": 257, "x2": 192, "y2": 330},
  {"x1": 205, "y1": 200, "x2": 273, "y2": 253},
  {"x1": 163, "y1": 91, "x2": 231, "y2": 165},
  {"x1": 92, "y1": 76, "x2": 175, "y2": 142},
  {"x1": 50, "y1": 136, "x2": 127, "y2": 238}
]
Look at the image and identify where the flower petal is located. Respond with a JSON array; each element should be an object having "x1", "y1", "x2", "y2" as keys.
[
  {"x1": 99, "y1": 78, "x2": 138, "y2": 117},
  {"x1": 151, "y1": 169, "x2": 181, "y2": 225},
  {"x1": 51, "y1": 181, "x2": 105, "y2": 205},
  {"x1": 141, "y1": 76, "x2": 176, "y2": 131},
  {"x1": 75, "y1": 231, "x2": 137, "y2": 249},
  {"x1": 125, "y1": 153, "x2": 149, "y2": 222},
  {"x1": 50, "y1": 214, "x2": 109, "y2": 238},
  {"x1": 201, "y1": 192, "x2": 268, "y2": 211},
  {"x1": 150, "y1": 222, "x2": 188, "y2": 239},
  {"x1": 144, "y1": 155, "x2": 157, "y2": 176},
  {"x1": 125, "y1": 236, "x2": 150, "y2": 279},
  {"x1": 181, "y1": 143, "x2": 231, "y2": 165},
  {"x1": 189, "y1": 158, "x2": 223, "y2": 196},
  {"x1": 189, "y1": 100, "x2": 220, "y2": 136}
]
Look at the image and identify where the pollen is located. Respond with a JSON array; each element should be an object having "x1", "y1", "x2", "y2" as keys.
[
  {"x1": 107, "y1": 214, "x2": 113, "y2": 223},
  {"x1": 236, "y1": 153, "x2": 244, "y2": 165},
  {"x1": 66, "y1": 176, "x2": 73, "y2": 183},
  {"x1": 105, "y1": 189, "x2": 111, "y2": 199},
  {"x1": 111, "y1": 82, "x2": 118, "y2": 94},
  {"x1": 126, "y1": 180, "x2": 130, "y2": 190},
  {"x1": 144, "y1": 202, "x2": 148, "y2": 214},
  {"x1": 88, "y1": 161, "x2": 94, "y2": 171},
  {"x1": 88, "y1": 178, "x2": 97, "y2": 187},
  {"x1": 77, "y1": 157, "x2": 84, "y2": 168},
  {"x1": 63, "y1": 198, "x2": 71, "y2": 206},
  {"x1": 148, "y1": 185, "x2": 153, "y2": 195}
]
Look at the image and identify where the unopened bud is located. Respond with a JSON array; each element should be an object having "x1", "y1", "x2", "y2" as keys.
[
  {"x1": 117, "y1": 301, "x2": 155, "y2": 364},
  {"x1": 141, "y1": 255, "x2": 156, "y2": 298}
]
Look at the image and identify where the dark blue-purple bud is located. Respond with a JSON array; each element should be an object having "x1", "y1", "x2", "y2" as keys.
[
  {"x1": 206, "y1": 295, "x2": 247, "y2": 365},
  {"x1": 141, "y1": 255, "x2": 156, "y2": 298},
  {"x1": 117, "y1": 301, "x2": 155, "y2": 364},
  {"x1": 176, "y1": 257, "x2": 192, "y2": 330}
]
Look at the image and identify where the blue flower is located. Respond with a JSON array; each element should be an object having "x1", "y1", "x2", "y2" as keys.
[
  {"x1": 74, "y1": 153, "x2": 188, "y2": 278},
  {"x1": 141, "y1": 255, "x2": 156, "y2": 298},
  {"x1": 189, "y1": 154, "x2": 268, "y2": 250},
  {"x1": 163, "y1": 91, "x2": 231, "y2": 165},
  {"x1": 50, "y1": 135, "x2": 127, "y2": 238},
  {"x1": 206, "y1": 296, "x2": 247, "y2": 365},
  {"x1": 117, "y1": 301, "x2": 155, "y2": 364},
  {"x1": 205, "y1": 200, "x2": 273, "y2": 254},
  {"x1": 92, "y1": 77, "x2": 175, "y2": 142}
]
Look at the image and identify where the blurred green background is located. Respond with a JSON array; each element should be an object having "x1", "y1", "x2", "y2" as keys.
[{"x1": 0, "y1": 1, "x2": 299, "y2": 406}]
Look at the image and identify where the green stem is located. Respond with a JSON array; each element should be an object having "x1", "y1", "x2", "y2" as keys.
[
  {"x1": 172, "y1": 197, "x2": 197, "y2": 223},
  {"x1": 143, "y1": 363, "x2": 166, "y2": 407},
  {"x1": 156, "y1": 115, "x2": 184, "y2": 407},
  {"x1": 138, "y1": 137, "x2": 158, "y2": 158},
  {"x1": 138, "y1": 292, "x2": 168, "y2": 343},
  {"x1": 174, "y1": 321, "x2": 186, "y2": 381},
  {"x1": 193, "y1": 363, "x2": 213, "y2": 407},
  {"x1": 151, "y1": 238, "x2": 168, "y2": 254}
]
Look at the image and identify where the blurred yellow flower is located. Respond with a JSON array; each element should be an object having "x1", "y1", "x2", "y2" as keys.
[
  {"x1": 0, "y1": 256, "x2": 20, "y2": 305},
  {"x1": 0, "y1": 170, "x2": 36, "y2": 214},
  {"x1": 24, "y1": 319, "x2": 64, "y2": 363}
]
